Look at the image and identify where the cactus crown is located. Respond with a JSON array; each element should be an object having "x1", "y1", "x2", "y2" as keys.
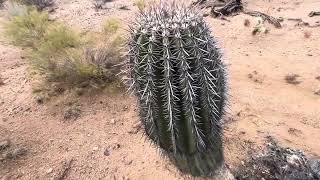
[{"x1": 126, "y1": 2, "x2": 227, "y2": 176}]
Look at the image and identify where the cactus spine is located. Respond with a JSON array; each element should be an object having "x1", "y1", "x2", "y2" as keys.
[{"x1": 127, "y1": 2, "x2": 227, "y2": 176}]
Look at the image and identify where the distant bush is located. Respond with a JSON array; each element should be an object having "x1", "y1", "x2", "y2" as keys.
[
  {"x1": 12, "y1": 0, "x2": 55, "y2": 10},
  {"x1": 4, "y1": 7, "x2": 123, "y2": 89}
]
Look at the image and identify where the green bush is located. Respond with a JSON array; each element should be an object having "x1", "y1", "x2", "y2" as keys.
[
  {"x1": 4, "y1": 8, "x2": 49, "y2": 47},
  {"x1": 4, "y1": 7, "x2": 123, "y2": 89}
]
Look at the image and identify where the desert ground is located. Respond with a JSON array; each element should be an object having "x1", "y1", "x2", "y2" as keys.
[{"x1": 0, "y1": 0, "x2": 320, "y2": 179}]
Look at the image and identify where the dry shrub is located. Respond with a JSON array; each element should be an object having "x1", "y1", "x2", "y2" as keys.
[
  {"x1": 4, "y1": 7, "x2": 123, "y2": 90},
  {"x1": 4, "y1": 8, "x2": 49, "y2": 47},
  {"x1": 12, "y1": 0, "x2": 55, "y2": 10},
  {"x1": 103, "y1": 17, "x2": 121, "y2": 35}
]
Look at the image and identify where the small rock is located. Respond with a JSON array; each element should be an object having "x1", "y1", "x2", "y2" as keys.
[
  {"x1": 47, "y1": 168, "x2": 53, "y2": 174},
  {"x1": 35, "y1": 95, "x2": 44, "y2": 104},
  {"x1": 104, "y1": 149, "x2": 110, "y2": 156},
  {"x1": 0, "y1": 139, "x2": 10, "y2": 151},
  {"x1": 123, "y1": 158, "x2": 133, "y2": 165},
  {"x1": 315, "y1": 90, "x2": 320, "y2": 96},
  {"x1": 93, "y1": 147, "x2": 99, "y2": 151},
  {"x1": 110, "y1": 119, "x2": 116, "y2": 124},
  {"x1": 128, "y1": 123, "x2": 142, "y2": 134},
  {"x1": 112, "y1": 143, "x2": 121, "y2": 150},
  {"x1": 316, "y1": 76, "x2": 320, "y2": 81}
]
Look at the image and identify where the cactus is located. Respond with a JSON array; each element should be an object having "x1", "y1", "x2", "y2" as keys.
[{"x1": 126, "y1": 2, "x2": 227, "y2": 176}]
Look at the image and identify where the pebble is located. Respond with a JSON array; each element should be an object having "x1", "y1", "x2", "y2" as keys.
[
  {"x1": 104, "y1": 148, "x2": 110, "y2": 156},
  {"x1": 47, "y1": 168, "x2": 53, "y2": 174}
]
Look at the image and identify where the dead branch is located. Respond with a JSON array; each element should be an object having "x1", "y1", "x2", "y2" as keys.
[
  {"x1": 309, "y1": 11, "x2": 320, "y2": 17},
  {"x1": 211, "y1": 0, "x2": 243, "y2": 17},
  {"x1": 287, "y1": 18, "x2": 320, "y2": 28},
  {"x1": 54, "y1": 159, "x2": 74, "y2": 180},
  {"x1": 192, "y1": 0, "x2": 227, "y2": 9},
  {"x1": 244, "y1": 11, "x2": 282, "y2": 28}
]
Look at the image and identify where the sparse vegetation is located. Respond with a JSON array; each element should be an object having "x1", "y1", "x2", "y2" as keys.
[
  {"x1": 4, "y1": 8, "x2": 49, "y2": 47},
  {"x1": 12, "y1": 0, "x2": 55, "y2": 10},
  {"x1": 3, "y1": 6, "x2": 123, "y2": 91}
]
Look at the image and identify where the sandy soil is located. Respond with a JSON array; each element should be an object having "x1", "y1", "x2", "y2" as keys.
[{"x1": 0, "y1": 0, "x2": 320, "y2": 179}]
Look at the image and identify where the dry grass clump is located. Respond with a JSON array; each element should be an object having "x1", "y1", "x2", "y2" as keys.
[{"x1": 3, "y1": 5, "x2": 124, "y2": 92}]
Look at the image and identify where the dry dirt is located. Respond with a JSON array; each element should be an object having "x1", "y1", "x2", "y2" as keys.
[{"x1": 0, "y1": 0, "x2": 320, "y2": 179}]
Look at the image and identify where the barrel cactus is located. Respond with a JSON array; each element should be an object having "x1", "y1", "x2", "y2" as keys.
[{"x1": 126, "y1": 2, "x2": 227, "y2": 176}]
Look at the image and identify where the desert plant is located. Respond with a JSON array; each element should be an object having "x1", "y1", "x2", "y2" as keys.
[
  {"x1": 12, "y1": 0, "x2": 55, "y2": 10},
  {"x1": 127, "y1": 2, "x2": 227, "y2": 176},
  {"x1": 4, "y1": 6, "x2": 123, "y2": 88},
  {"x1": 103, "y1": 17, "x2": 121, "y2": 35},
  {"x1": 4, "y1": 8, "x2": 50, "y2": 47}
]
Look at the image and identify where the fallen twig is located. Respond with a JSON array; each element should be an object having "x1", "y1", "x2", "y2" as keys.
[
  {"x1": 211, "y1": 0, "x2": 243, "y2": 17},
  {"x1": 244, "y1": 10, "x2": 282, "y2": 28},
  {"x1": 193, "y1": 0, "x2": 222, "y2": 7},
  {"x1": 309, "y1": 11, "x2": 320, "y2": 17},
  {"x1": 54, "y1": 159, "x2": 74, "y2": 180},
  {"x1": 287, "y1": 18, "x2": 320, "y2": 28}
]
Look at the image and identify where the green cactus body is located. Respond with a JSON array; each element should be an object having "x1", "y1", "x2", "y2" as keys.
[{"x1": 127, "y1": 2, "x2": 227, "y2": 176}]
